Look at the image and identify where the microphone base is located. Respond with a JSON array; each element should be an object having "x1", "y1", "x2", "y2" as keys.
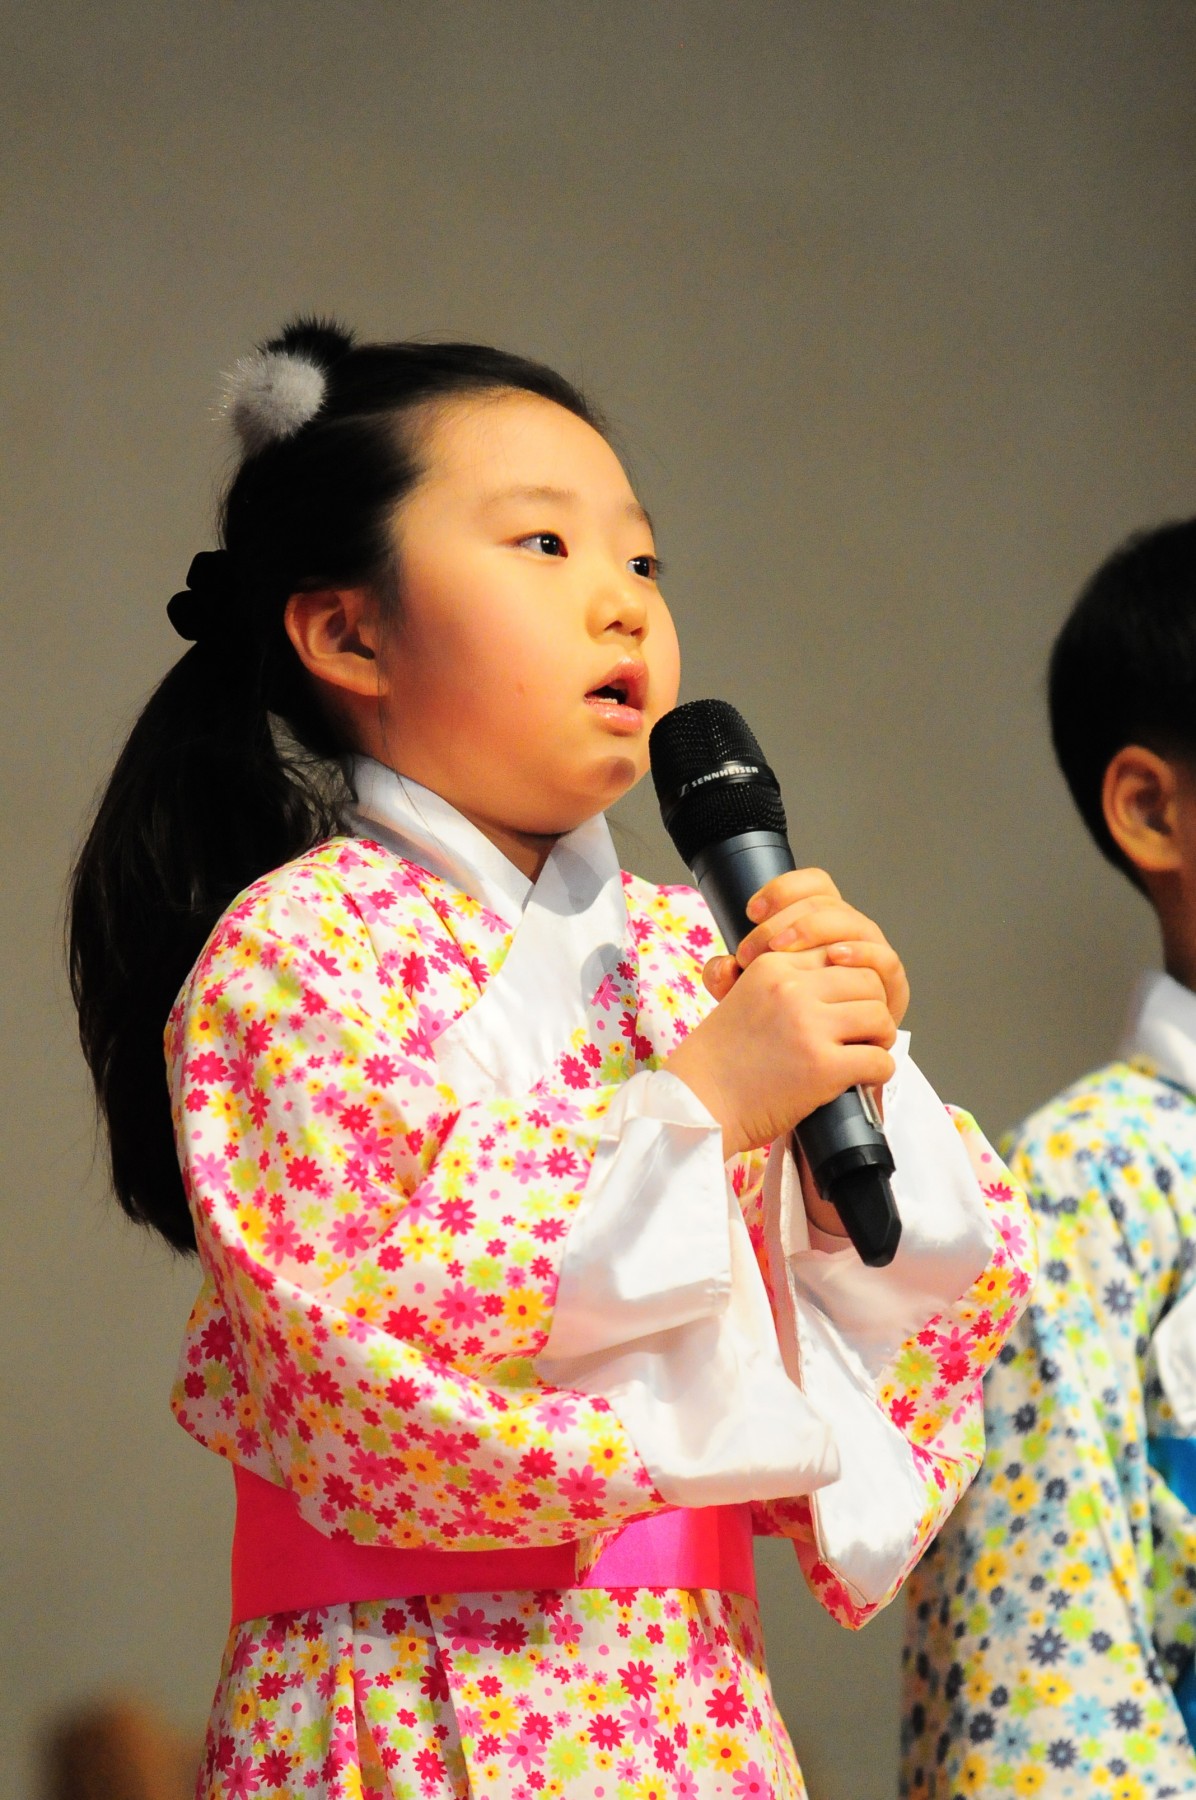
[{"x1": 824, "y1": 1166, "x2": 902, "y2": 1267}]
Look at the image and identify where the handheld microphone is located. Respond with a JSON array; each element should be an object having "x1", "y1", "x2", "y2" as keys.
[{"x1": 649, "y1": 698, "x2": 901, "y2": 1267}]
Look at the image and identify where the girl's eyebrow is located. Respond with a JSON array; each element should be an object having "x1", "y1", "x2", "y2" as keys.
[{"x1": 482, "y1": 484, "x2": 655, "y2": 533}]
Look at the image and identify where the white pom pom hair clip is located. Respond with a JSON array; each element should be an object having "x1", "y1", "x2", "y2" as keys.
[{"x1": 222, "y1": 347, "x2": 327, "y2": 454}]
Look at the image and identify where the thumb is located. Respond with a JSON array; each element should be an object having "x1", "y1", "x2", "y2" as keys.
[{"x1": 702, "y1": 954, "x2": 740, "y2": 1001}]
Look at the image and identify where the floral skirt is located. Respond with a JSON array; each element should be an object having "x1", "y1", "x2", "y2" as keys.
[{"x1": 197, "y1": 1585, "x2": 805, "y2": 1798}]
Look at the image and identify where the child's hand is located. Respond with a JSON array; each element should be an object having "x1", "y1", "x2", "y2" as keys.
[
  {"x1": 702, "y1": 868, "x2": 910, "y2": 1028},
  {"x1": 664, "y1": 952, "x2": 897, "y2": 1160}
]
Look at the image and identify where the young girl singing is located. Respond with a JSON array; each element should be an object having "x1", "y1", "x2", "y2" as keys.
[{"x1": 70, "y1": 319, "x2": 1034, "y2": 1800}]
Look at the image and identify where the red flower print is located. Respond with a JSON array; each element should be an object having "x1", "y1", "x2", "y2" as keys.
[
  {"x1": 262, "y1": 1218, "x2": 301, "y2": 1265},
  {"x1": 438, "y1": 1197, "x2": 475, "y2": 1236},
  {"x1": 619, "y1": 1660, "x2": 657, "y2": 1700},
  {"x1": 653, "y1": 1735, "x2": 677, "y2": 1770},
  {"x1": 186, "y1": 1051, "x2": 228, "y2": 1083},
  {"x1": 243, "y1": 1020, "x2": 272, "y2": 1055},
  {"x1": 383, "y1": 1305, "x2": 428, "y2": 1341},
  {"x1": 285, "y1": 1155, "x2": 321, "y2": 1192},
  {"x1": 492, "y1": 1616, "x2": 528, "y2": 1654},
  {"x1": 414, "y1": 1747, "x2": 445, "y2": 1782},
  {"x1": 705, "y1": 1684, "x2": 748, "y2": 1727},
  {"x1": 308, "y1": 1371, "x2": 343, "y2": 1405},
  {"x1": 436, "y1": 1280, "x2": 485, "y2": 1329},
  {"x1": 327, "y1": 1212, "x2": 375, "y2": 1257},
  {"x1": 323, "y1": 1474, "x2": 356, "y2": 1512},
  {"x1": 560, "y1": 1055, "x2": 592, "y2": 1089},
  {"x1": 442, "y1": 1605, "x2": 490, "y2": 1653},
  {"x1": 258, "y1": 1748, "x2": 293, "y2": 1788},
  {"x1": 519, "y1": 1447, "x2": 555, "y2": 1479},
  {"x1": 531, "y1": 1216, "x2": 567, "y2": 1242},
  {"x1": 889, "y1": 1394, "x2": 916, "y2": 1428},
  {"x1": 200, "y1": 1316, "x2": 235, "y2": 1359},
  {"x1": 560, "y1": 1464, "x2": 606, "y2": 1514},
  {"x1": 545, "y1": 1148, "x2": 580, "y2": 1179},
  {"x1": 225, "y1": 1754, "x2": 261, "y2": 1797},
  {"x1": 363, "y1": 1054, "x2": 398, "y2": 1086},
  {"x1": 588, "y1": 1714, "x2": 625, "y2": 1749},
  {"x1": 419, "y1": 1657, "x2": 450, "y2": 1703},
  {"x1": 385, "y1": 1376, "x2": 420, "y2": 1409},
  {"x1": 399, "y1": 951, "x2": 428, "y2": 992}
]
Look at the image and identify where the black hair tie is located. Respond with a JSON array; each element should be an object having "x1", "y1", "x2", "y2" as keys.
[{"x1": 167, "y1": 549, "x2": 240, "y2": 643}]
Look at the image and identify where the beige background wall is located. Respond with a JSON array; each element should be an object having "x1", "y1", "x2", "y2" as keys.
[{"x1": 4, "y1": 3, "x2": 1196, "y2": 1795}]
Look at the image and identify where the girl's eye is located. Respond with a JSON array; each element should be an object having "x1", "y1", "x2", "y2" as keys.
[
  {"x1": 519, "y1": 532, "x2": 567, "y2": 558},
  {"x1": 629, "y1": 553, "x2": 662, "y2": 580}
]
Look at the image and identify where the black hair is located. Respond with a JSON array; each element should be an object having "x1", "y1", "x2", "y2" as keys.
[
  {"x1": 68, "y1": 318, "x2": 600, "y2": 1251},
  {"x1": 1048, "y1": 517, "x2": 1196, "y2": 884}
]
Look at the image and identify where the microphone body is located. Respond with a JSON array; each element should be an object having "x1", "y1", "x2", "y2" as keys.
[{"x1": 651, "y1": 702, "x2": 902, "y2": 1268}]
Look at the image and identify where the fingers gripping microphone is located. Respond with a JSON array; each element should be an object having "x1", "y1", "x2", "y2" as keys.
[{"x1": 649, "y1": 699, "x2": 902, "y2": 1268}]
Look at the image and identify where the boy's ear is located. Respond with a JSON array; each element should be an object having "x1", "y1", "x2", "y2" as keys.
[
  {"x1": 1102, "y1": 744, "x2": 1183, "y2": 875},
  {"x1": 284, "y1": 587, "x2": 386, "y2": 699}
]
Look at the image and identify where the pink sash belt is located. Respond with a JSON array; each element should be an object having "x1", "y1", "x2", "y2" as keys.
[{"x1": 232, "y1": 1467, "x2": 756, "y2": 1624}]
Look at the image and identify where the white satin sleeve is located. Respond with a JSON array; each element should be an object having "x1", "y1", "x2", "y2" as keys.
[
  {"x1": 535, "y1": 1068, "x2": 843, "y2": 1507},
  {"x1": 762, "y1": 1033, "x2": 996, "y2": 1605}
]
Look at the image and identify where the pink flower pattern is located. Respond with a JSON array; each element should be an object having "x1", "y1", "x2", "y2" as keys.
[{"x1": 166, "y1": 836, "x2": 1034, "y2": 1797}]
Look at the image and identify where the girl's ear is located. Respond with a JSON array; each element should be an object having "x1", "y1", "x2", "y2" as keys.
[
  {"x1": 1102, "y1": 744, "x2": 1183, "y2": 875},
  {"x1": 284, "y1": 587, "x2": 386, "y2": 700}
]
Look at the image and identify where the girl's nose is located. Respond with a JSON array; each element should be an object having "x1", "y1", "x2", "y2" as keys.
[{"x1": 589, "y1": 570, "x2": 648, "y2": 640}]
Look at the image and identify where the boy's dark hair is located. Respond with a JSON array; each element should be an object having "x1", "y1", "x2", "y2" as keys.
[
  {"x1": 1048, "y1": 517, "x2": 1196, "y2": 884},
  {"x1": 68, "y1": 318, "x2": 600, "y2": 1252}
]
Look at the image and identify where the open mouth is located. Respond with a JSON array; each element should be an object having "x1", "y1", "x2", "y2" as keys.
[{"x1": 585, "y1": 662, "x2": 647, "y2": 713}]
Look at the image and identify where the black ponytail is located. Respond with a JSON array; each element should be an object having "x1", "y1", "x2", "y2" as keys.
[{"x1": 69, "y1": 318, "x2": 599, "y2": 1251}]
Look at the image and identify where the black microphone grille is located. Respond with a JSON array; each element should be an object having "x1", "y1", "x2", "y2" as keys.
[{"x1": 649, "y1": 699, "x2": 787, "y2": 866}]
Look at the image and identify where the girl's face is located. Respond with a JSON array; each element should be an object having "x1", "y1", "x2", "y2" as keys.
[{"x1": 373, "y1": 391, "x2": 681, "y2": 868}]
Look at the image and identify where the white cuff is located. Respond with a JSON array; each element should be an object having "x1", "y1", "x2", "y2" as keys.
[
  {"x1": 537, "y1": 1070, "x2": 732, "y2": 1362},
  {"x1": 536, "y1": 1070, "x2": 842, "y2": 1507},
  {"x1": 759, "y1": 1038, "x2": 995, "y2": 1606},
  {"x1": 779, "y1": 1035, "x2": 995, "y2": 1381}
]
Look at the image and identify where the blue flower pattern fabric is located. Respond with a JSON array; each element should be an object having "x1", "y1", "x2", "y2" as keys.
[{"x1": 901, "y1": 974, "x2": 1196, "y2": 1799}]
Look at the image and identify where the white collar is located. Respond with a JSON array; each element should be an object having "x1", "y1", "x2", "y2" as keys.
[
  {"x1": 347, "y1": 757, "x2": 535, "y2": 925},
  {"x1": 1119, "y1": 970, "x2": 1196, "y2": 1099},
  {"x1": 345, "y1": 757, "x2": 628, "y2": 1102}
]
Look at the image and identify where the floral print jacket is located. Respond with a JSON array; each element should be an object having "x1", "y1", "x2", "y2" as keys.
[
  {"x1": 169, "y1": 761, "x2": 1034, "y2": 1798},
  {"x1": 901, "y1": 972, "x2": 1196, "y2": 1800}
]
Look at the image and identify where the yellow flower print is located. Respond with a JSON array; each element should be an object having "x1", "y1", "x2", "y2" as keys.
[
  {"x1": 476, "y1": 1694, "x2": 518, "y2": 1736},
  {"x1": 1006, "y1": 1474, "x2": 1039, "y2": 1512},
  {"x1": 974, "y1": 1551, "x2": 1007, "y2": 1591},
  {"x1": 1034, "y1": 1673, "x2": 1070, "y2": 1706},
  {"x1": 634, "y1": 1776, "x2": 670, "y2": 1800},
  {"x1": 296, "y1": 1639, "x2": 330, "y2": 1680},
  {"x1": 231, "y1": 1689, "x2": 257, "y2": 1729},
  {"x1": 958, "y1": 1752, "x2": 988, "y2": 1794},
  {"x1": 1012, "y1": 1768, "x2": 1045, "y2": 1796},
  {"x1": 588, "y1": 1433, "x2": 627, "y2": 1476},
  {"x1": 1057, "y1": 1561, "x2": 1090, "y2": 1593},
  {"x1": 708, "y1": 1731, "x2": 747, "y2": 1773},
  {"x1": 1110, "y1": 1779, "x2": 1146, "y2": 1800},
  {"x1": 493, "y1": 1412, "x2": 530, "y2": 1449},
  {"x1": 400, "y1": 1446, "x2": 445, "y2": 1484},
  {"x1": 503, "y1": 1288, "x2": 548, "y2": 1335}
]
